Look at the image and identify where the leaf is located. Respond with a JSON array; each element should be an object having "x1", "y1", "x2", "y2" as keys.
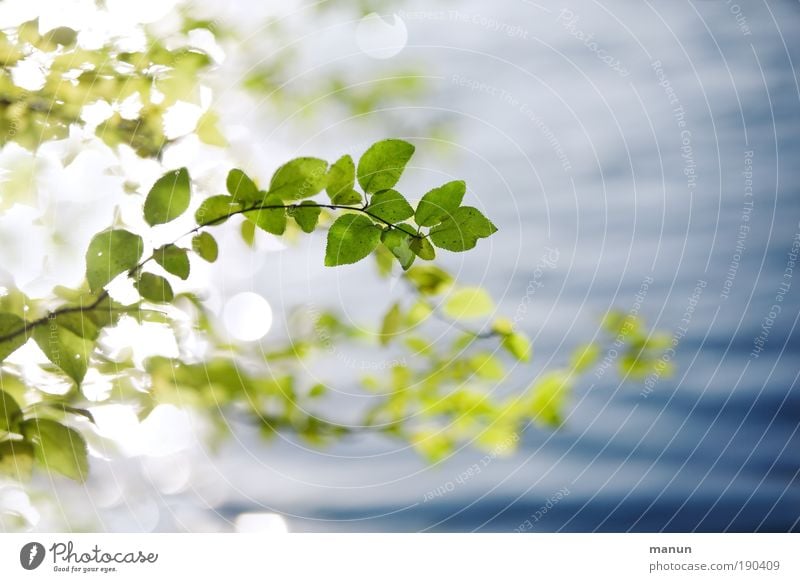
[
  {"x1": 194, "y1": 195, "x2": 241, "y2": 225},
  {"x1": 470, "y1": 352, "x2": 505, "y2": 380},
  {"x1": 226, "y1": 168, "x2": 260, "y2": 202},
  {"x1": 143, "y1": 167, "x2": 191, "y2": 226},
  {"x1": 154, "y1": 245, "x2": 190, "y2": 280},
  {"x1": 502, "y1": 332, "x2": 532, "y2": 362},
  {"x1": 415, "y1": 180, "x2": 466, "y2": 227},
  {"x1": 379, "y1": 302, "x2": 402, "y2": 346},
  {"x1": 410, "y1": 236, "x2": 436, "y2": 260},
  {"x1": 325, "y1": 214, "x2": 382, "y2": 266},
  {"x1": 85, "y1": 229, "x2": 143, "y2": 293},
  {"x1": 0, "y1": 389, "x2": 22, "y2": 433},
  {"x1": 528, "y1": 373, "x2": 571, "y2": 427},
  {"x1": 20, "y1": 418, "x2": 89, "y2": 481},
  {"x1": 381, "y1": 228, "x2": 415, "y2": 270},
  {"x1": 571, "y1": 343, "x2": 599, "y2": 372},
  {"x1": 443, "y1": 287, "x2": 495, "y2": 320},
  {"x1": 0, "y1": 440, "x2": 34, "y2": 479},
  {"x1": 241, "y1": 219, "x2": 256, "y2": 247},
  {"x1": 33, "y1": 324, "x2": 94, "y2": 384},
  {"x1": 326, "y1": 155, "x2": 355, "y2": 200},
  {"x1": 357, "y1": 139, "x2": 415, "y2": 194},
  {"x1": 290, "y1": 201, "x2": 321, "y2": 233},
  {"x1": 429, "y1": 206, "x2": 497, "y2": 252},
  {"x1": 245, "y1": 194, "x2": 286, "y2": 235},
  {"x1": 269, "y1": 157, "x2": 328, "y2": 200},
  {"x1": 404, "y1": 265, "x2": 453, "y2": 295},
  {"x1": 196, "y1": 110, "x2": 227, "y2": 146},
  {"x1": 331, "y1": 189, "x2": 363, "y2": 205},
  {"x1": 192, "y1": 232, "x2": 218, "y2": 262},
  {"x1": 136, "y1": 273, "x2": 175, "y2": 303},
  {"x1": 367, "y1": 189, "x2": 414, "y2": 223},
  {"x1": 0, "y1": 313, "x2": 27, "y2": 362}
]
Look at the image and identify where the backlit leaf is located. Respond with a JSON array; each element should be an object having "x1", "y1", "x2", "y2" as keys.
[{"x1": 144, "y1": 167, "x2": 191, "y2": 226}]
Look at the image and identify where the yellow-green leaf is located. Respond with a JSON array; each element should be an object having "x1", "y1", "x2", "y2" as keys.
[{"x1": 443, "y1": 287, "x2": 494, "y2": 320}]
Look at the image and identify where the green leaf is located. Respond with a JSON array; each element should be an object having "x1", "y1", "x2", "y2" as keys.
[
  {"x1": 269, "y1": 157, "x2": 328, "y2": 200},
  {"x1": 194, "y1": 195, "x2": 241, "y2": 225},
  {"x1": 502, "y1": 332, "x2": 532, "y2": 362},
  {"x1": 192, "y1": 232, "x2": 218, "y2": 262},
  {"x1": 571, "y1": 343, "x2": 599, "y2": 372},
  {"x1": 226, "y1": 168, "x2": 260, "y2": 202},
  {"x1": 33, "y1": 325, "x2": 93, "y2": 384},
  {"x1": 470, "y1": 352, "x2": 505, "y2": 380},
  {"x1": 290, "y1": 201, "x2": 321, "y2": 233},
  {"x1": 528, "y1": 373, "x2": 571, "y2": 427},
  {"x1": 245, "y1": 194, "x2": 287, "y2": 235},
  {"x1": 367, "y1": 189, "x2": 414, "y2": 223},
  {"x1": 154, "y1": 245, "x2": 190, "y2": 280},
  {"x1": 0, "y1": 313, "x2": 27, "y2": 362},
  {"x1": 136, "y1": 273, "x2": 175, "y2": 303},
  {"x1": 325, "y1": 214, "x2": 382, "y2": 266},
  {"x1": 331, "y1": 189, "x2": 363, "y2": 205},
  {"x1": 0, "y1": 389, "x2": 22, "y2": 433},
  {"x1": 357, "y1": 139, "x2": 415, "y2": 194},
  {"x1": 143, "y1": 167, "x2": 191, "y2": 226},
  {"x1": 379, "y1": 302, "x2": 402, "y2": 346},
  {"x1": 410, "y1": 236, "x2": 436, "y2": 260},
  {"x1": 196, "y1": 110, "x2": 227, "y2": 146},
  {"x1": 0, "y1": 439, "x2": 34, "y2": 479},
  {"x1": 85, "y1": 229, "x2": 143, "y2": 293},
  {"x1": 326, "y1": 155, "x2": 355, "y2": 201},
  {"x1": 240, "y1": 219, "x2": 256, "y2": 247},
  {"x1": 443, "y1": 287, "x2": 495, "y2": 320},
  {"x1": 415, "y1": 180, "x2": 466, "y2": 227},
  {"x1": 429, "y1": 206, "x2": 497, "y2": 252},
  {"x1": 381, "y1": 228, "x2": 415, "y2": 270},
  {"x1": 20, "y1": 418, "x2": 89, "y2": 481},
  {"x1": 404, "y1": 265, "x2": 453, "y2": 295}
]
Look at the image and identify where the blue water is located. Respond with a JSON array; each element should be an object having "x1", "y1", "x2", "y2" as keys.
[{"x1": 182, "y1": 0, "x2": 798, "y2": 533}]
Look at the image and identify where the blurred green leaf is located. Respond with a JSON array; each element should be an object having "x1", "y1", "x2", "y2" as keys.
[
  {"x1": 379, "y1": 302, "x2": 402, "y2": 346},
  {"x1": 502, "y1": 332, "x2": 532, "y2": 362},
  {"x1": 444, "y1": 287, "x2": 494, "y2": 320},
  {"x1": 0, "y1": 389, "x2": 22, "y2": 433},
  {"x1": 0, "y1": 440, "x2": 34, "y2": 479},
  {"x1": 0, "y1": 313, "x2": 27, "y2": 362}
]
